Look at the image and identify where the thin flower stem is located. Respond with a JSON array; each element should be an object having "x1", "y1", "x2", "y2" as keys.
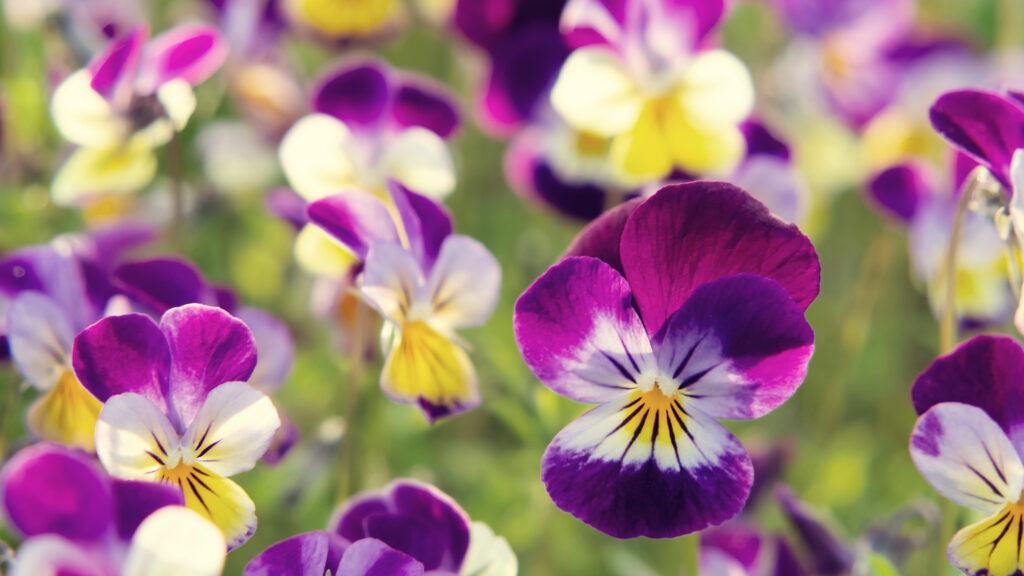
[
  {"x1": 338, "y1": 300, "x2": 367, "y2": 500},
  {"x1": 168, "y1": 132, "x2": 185, "y2": 252},
  {"x1": 680, "y1": 534, "x2": 700, "y2": 576}
]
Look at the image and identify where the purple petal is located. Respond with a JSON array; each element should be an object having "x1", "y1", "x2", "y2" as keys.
[
  {"x1": 772, "y1": 537, "x2": 810, "y2": 576},
  {"x1": 0, "y1": 443, "x2": 112, "y2": 541},
  {"x1": 561, "y1": 0, "x2": 627, "y2": 49},
  {"x1": 73, "y1": 313, "x2": 171, "y2": 408},
  {"x1": 911, "y1": 335, "x2": 1024, "y2": 447},
  {"x1": 483, "y1": 23, "x2": 569, "y2": 130},
  {"x1": 261, "y1": 412, "x2": 299, "y2": 466},
  {"x1": 562, "y1": 198, "x2": 643, "y2": 274},
  {"x1": 0, "y1": 246, "x2": 95, "y2": 331},
  {"x1": 702, "y1": 524, "x2": 763, "y2": 571},
  {"x1": 160, "y1": 304, "x2": 257, "y2": 428},
  {"x1": 267, "y1": 188, "x2": 309, "y2": 231},
  {"x1": 392, "y1": 76, "x2": 460, "y2": 139},
  {"x1": 0, "y1": 250, "x2": 46, "y2": 296},
  {"x1": 658, "y1": 274, "x2": 814, "y2": 419},
  {"x1": 385, "y1": 481, "x2": 470, "y2": 571},
  {"x1": 336, "y1": 539, "x2": 425, "y2": 576},
  {"x1": 953, "y1": 151, "x2": 981, "y2": 193},
  {"x1": 139, "y1": 23, "x2": 228, "y2": 89},
  {"x1": 867, "y1": 162, "x2": 936, "y2": 223},
  {"x1": 237, "y1": 307, "x2": 294, "y2": 393},
  {"x1": 390, "y1": 182, "x2": 452, "y2": 273},
  {"x1": 530, "y1": 159, "x2": 633, "y2": 221},
  {"x1": 742, "y1": 120, "x2": 790, "y2": 161},
  {"x1": 930, "y1": 90, "x2": 1024, "y2": 188},
  {"x1": 515, "y1": 257, "x2": 653, "y2": 404},
  {"x1": 306, "y1": 192, "x2": 400, "y2": 261},
  {"x1": 452, "y1": 0, "x2": 518, "y2": 48},
  {"x1": 313, "y1": 60, "x2": 391, "y2": 130},
  {"x1": 620, "y1": 182, "x2": 820, "y2": 338},
  {"x1": 88, "y1": 25, "x2": 146, "y2": 103},
  {"x1": 111, "y1": 479, "x2": 184, "y2": 541},
  {"x1": 114, "y1": 258, "x2": 214, "y2": 314},
  {"x1": 775, "y1": 485, "x2": 856, "y2": 574},
  {"x1": 542, "y1": 397, "x2": 753, "y2": 538},
  {"x1": 332, "y1": 495, "x2": 390, "y2": 541},
  {"x1": 363, "y1": 514, "x2": 444, "y2": 570},
  {"x1": 244, "y1": 531, "x2": 333, "y2": 576}
]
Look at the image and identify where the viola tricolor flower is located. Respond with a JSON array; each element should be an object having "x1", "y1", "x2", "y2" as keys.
[
  {"x1": 278, "y1": 56, "x2": 459, "y2": 277},
  {"x1": 514, "y1": 182, "x2": 819, "y2": 537},
  {"x1": 245, "y1": 479, "x2": 517, "y2": 576},
  {"x1": 1, "y1": 443, "x2": 226, "y2": 576},
  {"x1": 307, "y1": 185, "x2": 501, "y2": 421},
  {"x1": 49, "y1": 23, "x2": 227, "y2": 206},
  {"x1": 701, "y1": 524, "x2": 809, "y2": 576},
  {"x1": 550, "y1": 0, "x2": 754, "y2": 179},
  {"x1": 909, "y1": 335, "x2": 1024, "y2": 575},
  {"x1": 72, "y1": 303, "x2": 281, "y2": 548}
]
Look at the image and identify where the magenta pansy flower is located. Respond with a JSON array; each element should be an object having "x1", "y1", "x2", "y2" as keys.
[
  {"x1": 0, "y1": 443, "x2": 226, "y2": 576},
  {"x1": 514, "y1": 182, "x2": 819, "y2": 538},
  {"x1": 72, "y1": 303, "x2": 281, "y2": 549}
]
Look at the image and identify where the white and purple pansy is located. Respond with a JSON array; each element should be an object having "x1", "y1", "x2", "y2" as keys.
[
  {"x1": 0, "y1": 443, "x2": 226, "y2": 576},
  {"x1": 72, "y1": 303, "x2": 281, "y2": 549},
  {"x1": 514, "y1": 182, "x2": 819, "y2": 538},
  {"x1": 245, "y1": 479, "x2": 517, "y2": 576},
  {"x1": 49, "y1": 23, "x2": 228, "y2": 205},
  {"x1": 908, "y1": 335, "x2": 1024, "y2": 576},
  {"x1": 306, "y1": 184, "x2": 500, "y2": 422}
]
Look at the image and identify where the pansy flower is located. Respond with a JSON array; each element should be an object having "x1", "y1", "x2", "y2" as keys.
[
  {"x1": 49, "y1": 23, "x2": 228, "y2": 206},
  {"x1": 1, "y1": 442, "x2": 226, "y2": 576},
  {"x1": 307, "y1": 184, "x2": 501, "y2": 421},
  {"x1": 701, "y1": 524, "x2": 808, "y2": 576},
  {"x1": 550, "y1": 0, "x2": 754, "y2": 179},
  {"x1": 278, "y1": 56, "x2": 459, "y2": 278},
  {"x1": 245, "y1": 479, "x2": 517, "y2": 576},
  {"x1": 282, "y1": 0, "x2": 405, "y2": 43},
  {"x1": 72, "y1": 303, "x2": 281, "y2": 548},
  {"x1": 514, "y1": 182, "x2": 819, "y2": 538},
  {"x1": 908, "y1": 335, "x2": 1024, "y2": 575}
]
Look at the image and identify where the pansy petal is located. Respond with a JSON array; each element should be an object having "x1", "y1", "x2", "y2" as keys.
[
  {"x1": 73, "y1": 313, "x2": 171, "y2": 407},
  {"x1": 182, "y1": 381, "x2": 280, "y2": 477},
  {"x1": 165, "y1": 465, "x2": 257, "y2": 550},
  {"x1": 0, "y1": 443, "x2": 112, "y2": 540},
  {"x1": 330, "y1": 494, "x2": 390, "y2": 541},
  {"x1": 306, "y1": 192, "x2": 400, "y2": 261},
  {"x1": 237, "y1": 307, "x2": 295, "y2": 393},
  {"x1": 912, "y1": 335, "x2": 1024, "y2": 447},
  {"x1": 550, "y1": 47, "x2": 644, "y2": 137},
  {"x1": 459, "y1": 521, "x2": 518, "y2": 576},
  {"x1": 609, "y1": 99, "x2": 673, "y2": 179},
  {"x1": 138, "y1": 24, "x2": 228, "y2": 90},
  {"x1": 929, "y1": 90, "x2": 1024, "y2": 188},
  {"x1": 88, "y1": 26, "x2": 146, "y2": 102},
  {"x1": 774, "y1": 485, "x2": 854, "y2": 574},
  {"x1": 620, "y1": 182, "x2": 820, "y2": 337},
  {"x1": 382, "y1": 127, "x2": 456, "y2": 200},
  {"x1": 8, "y1": 292, "x2": 73, "y2": 390},
  {"x1": 51, "y1": 140, "x2": 158, "y2": 207},
  {"x1": 337, "y1": 538, "x2": 425, "y2": 576},
  {"x1": 244, "y1": 531, "x2": 334, "y2": 576},
  {"x1": 867, "y1": 163, "x2": 934, "y2": 223},
  {"x1": 676, "y1": 50, "x2": 754, "y2": 130},
  {"x1": 124, "y1": 506, "x2": 227, "y2": 576},
  {"x1": 50, "y1": 69, "x2": 127, "y2": 148},
  {"x1": 360, "y1": 242, "x2": 424, "y2": 322},
  {"x1": 160, "y1": 304, "x2": 257, "y2": 428},
  {"x1": 294, "y1": 224, "x2": 361, "y2": 277},
  {"x1": 95, "y1": 393, "x2": 181, "y2": 480},
  {"x1": 26, "y1": 370, "x2": 103, "y2": 451},
  {"x1": 279, "y1": 114, "x2": 356, "y2": 202},
  {"x1": 514, "y1": 257, "x2": 653, "y2": 403},
  {"x1": 911, "y1": 403, "x2": 1024, "y2": 513},
  {"x1": 657, "y1": 274, "x2": 814, "y2": 419},
  {"x1": 313, "y1": 60, "x2": 391, "y2": 129},
  {"x1": 948, "y1": 507, "x2": 1024, "y2": 576},
  {"x1": 560, "y1": 0, "x2": 625, "y2": 50},
  {"x1": 425, "y1": 235, "x2": 500, "y2": 330},
  {"x1": 542, "y1": 394, "x2": 753, "y2": 538},
  {"x1": 563, "y1": 198, "x2": 642, "y2": 274},
  {"x1": 10, "y1": 536, "x2": 109, "y2": 576},
  {"x1": 114, "y1": 258, "x2": 212, "y2": 313},
  {"x1": 385, "y1": 480, "x2": 471, "y2": 570},
  {"x1": 393, "y1": 76, "x2": 460, "y2": 139},
  {"x1": 112, "y1": 479, "x2": 185, "y2": 541},
  {"x1": 390, "y1": 182, "x2": 453, "y2": 273}
]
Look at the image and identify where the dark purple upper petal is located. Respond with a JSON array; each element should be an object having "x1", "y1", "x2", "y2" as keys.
[
  {"x1": 332, "y1": 495, "x2": 390, "y2": 542},
  {"x1": 0, "y1": 443, "x2": 113, "y2": 541},
  {"x1": 244, "y1": 531, "x2": 335, "y2": 576},
  {"x1": 114, "y1": 258, "x2": 214, "y2": 314},
  {"x1": 306, "y1": 192, "x2": 400, "y2": 261},
  {"x1": 930, "y1": 90, "x2": 1024, "y2": 189},
  {"x1": 267, "y1": 188, "x2": 309, "y2": 231},
  {"x1": 483, "y1": 23, "x2": 568, "y2": 128},
  {"x1": 313, "y1": 59, "x2": 391, "y2": 130},
  {"x1": 775, "y1": 485, "x2": 856, "y2": 574},
  {"x1": 867, "y1": 162, "x2": 936, "y2": 223},
  {"x1": 620, "y1": 182, "x2": 820, "y2": 338},
  {"x1": 452, "y1": 0, "x2": 518, "y2": 48},
  {"x1": 702, "y1": 524, "x2": 762, "y2": 571},
  {"x1": 911, "y1": 335, "x2": 1024, "y2": 447},
  {"x1": 563, "y1": 198, "x2": 642, "y2": 273},
  {"x1": 336, "y1": 538, "x2": 424, "y2": 576},
  {"x1": 742, "y1": 120, "x2": 790, "y2": 161},
  {"x1": 88, "y1": 25, "x2": 147, "y2": 103},
  {"x1": 73, "y1": 313, "x2": 172, "y2": 408},
  {"x1": 111, "y1": 479, "x2": 184, "y2": 541},
  {"x1": 390, "y1": 182, "x2": 453, "y2": 273},
  {"x1": 392, "y1": 76, "x2": 460, "y2": 139}
]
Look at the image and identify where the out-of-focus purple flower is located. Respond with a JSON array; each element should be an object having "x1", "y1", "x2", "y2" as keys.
[
  {"x1": 702, "y1": 524, "x2": 809, "y2": 576},
  {"x1": 514, "y1": 182, "x2": 819, "y2": 538},
  {"x1": 246, "y1": 479, "x2": 517, "y2": 576},
  {"x1": 0, "y1": 442, "x2": 226, "y2": 576},
  {"x1": 73, "y1": 304, "x2": 281, "y2": 549},
  {"x1": 775, "y1": 485, "x2": 857, "y2": 575}
]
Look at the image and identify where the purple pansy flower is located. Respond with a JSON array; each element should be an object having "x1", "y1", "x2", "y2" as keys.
[
  {"x1": 0, "y1": 443, "x2": 226, "y2": 576},
  {"x1": 306, "y1": 184, "x2": 501, "y2": 422},
  {"x1": 701, "y1": 524, "x2": 809, "y2": 576},
  {"x1": 908, "y1": 335, "x2": 1024, "y2": 575},
  {"x1": 72, "y1": 303, "x2": 281, "y2": 549},
  {"x1": 514, "y1": 182, "x2": 819, "y2": 538},
  {"x1": 245, "y1": 479, "x2": 516, "y2": 576}
]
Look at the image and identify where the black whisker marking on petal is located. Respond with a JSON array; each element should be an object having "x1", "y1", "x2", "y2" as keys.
[
  {"x1": 649, "y1": 410, "x2": 661, "y2": 459},
  {"x1": 988, "y1": 513, "x2": 1014, "y2": 559},
  {"x1": 967, "y1": 464, "x2": 1005, "y2": 499},
  {"x1": 186, "y1": 477, "x2": 211, "y2": 514},
  {"x1": 1016, "y1": 514, "x2": 1022, "y2": 560},
  {"x1": 191, "y1": 473, "x2": 213, "y2": 493},
  {"x1": 151, "y1": 433, "x2": 167, "y2": 457},
  {"x1": 197, "y1": 439, "x2": 221, "y2": 459},
  {"x1": 670, "y1": 404, "x2": 695, "y2": 443},
  {"x1": 600, "y1": 351, "x2": 636, "y2": 384},
  {"x1": 984, "y1": 444, "x2": 1009, "y2": 485},
  {"x1": 673, "y1": 339, "x2": 704, "y2": 379},
  {"x1": 618, "y1": 335, "x2": 641, "y2": 374},
  {"x1": 196, "y1": 423, "x2": 212, "y2": 452},
  {"x1": 192, "y1": 467, "x2": 211, "y2": 477},
  {"x1": 144, "y1": 451, "x2": 164, "y2": 466},
  {"x1": 620, "y1": 409, "x2": 649, "y2": 461},
  {"x1": 664, "y1": 410, "x2": 683, "y2": 469},
  {"x1": 679, "y1": 365, "x2": 716, "y2": 390},
  {"x1": 618, "y1": 397, "x2": 642, "y2": 412},
  {"x1": 673, "y1": 398, "x2": 690, "y2": 418},
  {"x1": 606, "y1": 404, "x2": 645, "y2": 438}
]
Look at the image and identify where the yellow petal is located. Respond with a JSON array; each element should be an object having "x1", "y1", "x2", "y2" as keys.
[
  {"x1": 160, "y1": 464, "x2": 256, "y2": 550},
  {"x1": 51, "y1": 139, "x2": 157, "y2": 206},
  {"x1": 294, "y1": 224, "x2": 360, "y2": 277},
  {"x1": 949, "y1": 504, "x2": 1024, "y2": 576},
  {"x1": 381, "y1": 321, "x2": 478, "y2": 414},
  {"x1": 26, "y1": 370, "x2": 102, "y2": 452},
  {"x1": 289, "y1": 0, "x2": 402, "y2": 37},
  {"x1": 610, "y1": 98, "x2": 673, "y2": 180}
]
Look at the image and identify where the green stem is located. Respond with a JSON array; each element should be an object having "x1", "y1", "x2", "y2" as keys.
[
  {"x1": 338, "y1": 301, "x2": 367, "y2": 500},
  {"x1": 168, "y1": 133, "x2": 185, "y2": 252},
  {"x1": 680, "y1": 534, "x2": 700, "y2": 576}
]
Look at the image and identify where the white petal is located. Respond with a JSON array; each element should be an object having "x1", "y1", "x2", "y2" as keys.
[
  {"x1": 11, "y1": 535, "x2": 108, "y2": 576},
  {"x1": 460, "y1": 521, "x2": 518, "y2": 576},
  {"x1": 675, "y1": 49, "x2": 754, "y2": 130},
  {"x1": 279, "y1": 114, "x2": 357, "y2": 201},
  {"x1": 294, "y1": 224, "x2": 360, "y2": 277},
  {"x1": 182, "y1": 381, "x2": 280, "y2": 477},
  {"x1": 156, "y1": 79, "x2": 197, "y2": 133},
  {"x1": 550, "y1": 47, "x2": 644, "y2": 137},
  {"x1": 360, "y1": 241, "x2": 424, "y2": 324},
  {"x1": 50, "y1": 69, "x2": 129, "y2": 148},
  {"x1": 1009, "y1": 149, "x2": 1024, "y2": 248},
  {"x1": 124, "y1": 506, "x2": 226, "y2": 576},
  {"x1": 7, "y1": 292, "x2": 73, "y2": 391},
  {"x1": 381, "y1": 127, "x2": 456, "y2": 199},
  {"x1": 96, "y1": 393, "x2": 181, "y2": 480},
  {"x1": 425, "y1": 235, "x2": 501, "y2": 330},
  {"x1": 911, "y1": 403, "x2": 1024, "y2": 513}
]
